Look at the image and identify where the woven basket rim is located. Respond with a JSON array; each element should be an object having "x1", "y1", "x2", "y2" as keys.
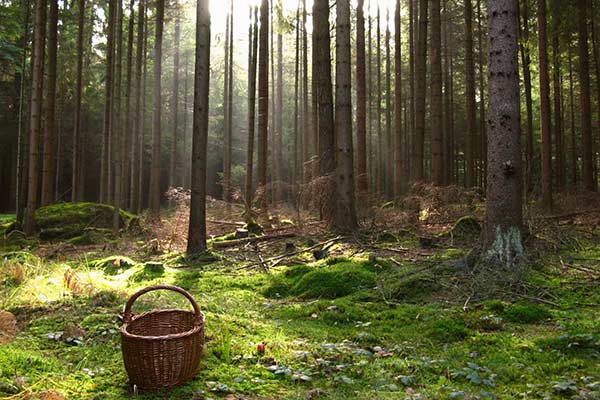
[{"x1": 120, "y1": 308, "x2": 205, "y2": 341}]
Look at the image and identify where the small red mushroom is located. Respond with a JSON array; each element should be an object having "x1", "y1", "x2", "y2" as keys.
[{"x1": 257, "y1": 342, "x2": 265, "y2": 354}]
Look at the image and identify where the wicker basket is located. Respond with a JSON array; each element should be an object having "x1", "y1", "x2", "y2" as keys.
[{"x1": 120, "y1": 285, "x2": 205, "y2": 389}]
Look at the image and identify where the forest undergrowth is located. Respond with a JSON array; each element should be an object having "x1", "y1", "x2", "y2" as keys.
[{"x1": 0, "y1": 186, "x2": 599, "y2": 400}]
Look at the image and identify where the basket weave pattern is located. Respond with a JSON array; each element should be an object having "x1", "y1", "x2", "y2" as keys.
[{"x1": 120, "y1": 285, "x2": 205, "y2": 389}]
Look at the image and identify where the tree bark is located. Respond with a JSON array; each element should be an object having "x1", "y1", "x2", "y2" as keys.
[
  {"x1": 430, "y1": 0, "x2": 443, "y2": 185},
  {"x1": 41, "y1": 0, "x2": 58, "y2": 206},
  {"x1": 578, "y1": 0, "x2": 594, "y2": 191},
  {"x1": 484, "y1": 0, "x2": 524, "y2": 266},
  {"x1": 394, "y1": 0, "x2": 403, "y2": 195},
  {"x1": 112, "y1": 0, "x2": 124, "y2": 235},
  {"x1": 275, "y1": 22, "x2": 283, "y2": 203},
  {"x1": 122, "y1": 0, "x2": 134, "y2": 210},
  {"x1": 476, "y1": 0, "x2": 486, "y2": 188},
  {"x1": 385, "y1": 9, "x2": 392, "y2": 195},
  {"x1": 464, "y1": 0, "x2": 476, "y2": 187},
  {"x1": 412, "y1": 0, "x2": 428, "y2": 182},
  {"x1": 332, "y1": 0, "x2": 358, "y2": 230},
  {"x1": 245, "y1": 6, "x2": 258, "y2": 220},
  {"x1": 356, "y1": 0, "x2": 367, "y2": 193},
  {"x1": 187, "y1": 0, "x2": 211, "y2": 254},
  {"x1": 131, "y1": 0, "x2": 144, "y2": 213},
  {"x1": 538, "y1": 0, "x2": 553, "y2": 208},
  {"x1": 24, "y1": 0, "x2": 47, "y2": 235},
  {"x1": 169, "y1": 0, "x2": 181, "y2": 197},
  {"x1": 72, "y1": 0, "x2": 85, "y2": 202},
  {"x1": 101, "y1": 0, "x2": 116, "y2": 203},
  {"x1": 222, "y1": 0, "x2": 232, "y2": 207},
  {"x1": 376, "y1": 6, "x2": 382, "y2": 193},
  {"x1": 257, "y1": 0, "x2": 269, "y2": 215},
  {"x1": 148, "y1": 0, "x2": 165, "y2": 218},
  {"x1": 568, "y1": 46, "x2": 578, "y2": 187},
  {"x1": 519, "y1": 0, "x2": 534, "y2": 197}
]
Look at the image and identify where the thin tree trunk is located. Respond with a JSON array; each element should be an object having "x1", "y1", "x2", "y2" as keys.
[
  {"x1": 385, "y1": 9, "x2": 392, "y2": 195},
  {"x1": 430, "y1": 0, "x2": 443, "y2": 185},
  {"x1": 376, "y1": 6, "x2": 382, "y2": 193},
  {"x1": 122, "y1": 0, "x2": 134, "y2": 210},
  {"x1": 101, "y1": 0, "x2": 116, "y2": 203},
  {"x1": 305, "y1": 0, "x2": 314, "y2": 181},
  {"x1": 275, "y1": 25, "x2": 283, "y2": 204},
  {"x1": 464, "y1": 0, "x2": 476, "y2": 187},
  {"x1": 332, "y1": 0, "x2": 357, "y2": 230},
  {"x1": 484, "y1": 0, "x2": 524, "y2": 264},
  {"x1": 24, "y1": 0, "x2": 47, "y2": 235},
  {"x1": 519, "y1": 0, "x2": 534, "y2": 197},
  {"x1": 394, "y1": 0, "x2": 403, "y2": 195},
  {"x1": 139, "y1": 15, "x2": 149, "y2": 209},
  {"x1": 169, "y1": 0, "x2": 181, "y2": 198},
  {"x1": 538, "y1": 0, "x2": 553, "y2": 208},
  {"x1": 568, "y1": 46, "x2": 578, "y2": 187},
  {"x1": 477, "y1": 0, "x2": 486, "y2": 188},
  {"x1": 552, "y1": 28, "x2": 564, "y2": 191},
  {"x1": 131, "y1": 0, "x2": 144, "y2": 213},
  {"x1": 41, "y1": 0, "x2": 58, "y2": 206},
  {"x1": 245, "y1": 6, "x2": 259, "y2": 220},
  {"x1": 590, "y1": 0, "x2": 600, "y2": 187},
  {"x1": 72, "y1": 0, "x2": 85, "y2": 202},
  {"x1": 412, "y1": 0, "x2": 428, "y2": 182},
  {"x1": 112, "y1": 0, "x2": 123, "y2": 235},
  {"x1": 257, "y1": 0, "x2": 269, "y2": 216},
  {"x1": 408, "y1": 0, "x2": 415, "y2": 182},
  {"x1": 578, "y1": 0, "x2": 594, "y2": 191},
  {"x1": 222, "y1": 0, "x2": 232, "y2": 207},
  {"x1": 187, "y1": 0, "x2": 210, "y2": 254},
  {"x1": 148, "y1": 0, "x2": 165, "y2": 218},
  {"x1": 356, "y1": 0, "x2": 367, "y2": 193},
  {"x1": 368, "y1": 0, "x2": 373, "y2": 189},
  {"x1": 442, "y1": 0, "x2": 452, "y2": 185},
  {"x1": 292, "y1": 5, "x2": 300, "y2": 197}
]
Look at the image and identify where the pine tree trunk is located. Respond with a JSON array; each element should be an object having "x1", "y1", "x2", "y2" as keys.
[
  {"x1": 590, "y1": 0, "x2": 600, "y2": 187},
  {"x1": 169, "y1": 0, "x2": 181, "y2": 197},
  {"x1": 385, "y1": 10, "x2": 392, "y2": 196},
  {"x1": 332, "y1": 0, "x2": 357, "y2": 230},
  {"x1": 368, "y1": 1, "x2": 373, "y2": 189},
  {"x1": 552, "y1": 28, "x2": 564, "y2": 192},
  {"x1": 408, "y1": 0, "x2": 415, "y2": 182},
  {"x1": 442, "y1": 0, "x2": 452, "y2": 185},
  {"x1": 292, "y1": 6, "x2": 300, "y2": 197},
  {"x1": 394, "y1": 0, "x2": 403, "y2": 195},
  {"x1": 430, "y1": 0, "x2": 443, "y2": 185},
  {"x1": 568, "y1": 46, "x2": 578, "y2": 187},
  {"x1": 148, "y1": 0, "x2": 165, "y2": 218},
  {"x1": 24, "y1": 0, "x2": 47, "y2": 235},
  {"x1": 484, "y1": 0, "x2": 524, "y2": 266},
  {"x1": 112, "y1": 0, "x2": 123, "y2": 235},
  {"x1": 222, "y1": 0, "x2": 232, "y2": 207},
  {"x1": 464, "y1": 0, "x2": 476, "y2": 187},
  {"x1": 538, "y1": 0, "x2": 553, "y2": 208},
  {"x1": 412, "y1": 0, "x2": 428, "y2": 182},
  {"x1": 578, "y1": 0, "x2": 594, "y2": 191},
  {"x1": 245, "y1": 6, "x2": 258, "y2": 220},
  {"x1": 131, "y1": 0, "x2": 144, "y2": 213},
  {"x1": 139, "y1": 17, "x2": 149, "y2": 209},
  {"x1": 477, "y1": 0, "x2": 486, "y2": 188},
  {"x1": 186, "y1": 0, "x2": 210, "y2": 254},
  {"x1": 305, "y1": 0, "x2": 314, "y2": 181},
  {"x1": 72, "y1": 0, "x2": 85, "y2": 202},
  {"x1": 41, "y1": 0, "x2": 58, "y2": 206},
  {"x1": 356, "y1": 0, "x2": 367, "y2": 193},
  {"x1": 257, "y1": 0, "x2": 269, "y2": 215},
  {"x1": 519, "y1": 0, "x2": 534, "y2": 197},
  {"x1": 376, "y1": 7, "x2": 382, "y2": 193},
  {"x1": 275, "y1": 28, "x2": 283, "y2": 204},
  {"x1": 101, "y1": 0, "x2": 116, "y2": 203},
  {"x1": 122, "y1": 0, "x2": 134, "y2": 210}
]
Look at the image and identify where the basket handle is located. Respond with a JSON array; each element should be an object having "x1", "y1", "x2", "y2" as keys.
[{"x1": 123, "y1": 285, "x2": 203, "y2": 325}]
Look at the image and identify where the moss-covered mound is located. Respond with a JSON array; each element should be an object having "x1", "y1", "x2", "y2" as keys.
[
  {"x1": 438, "y1": 215, "x2": 481, "y2": 242},
  {"x1": 265, "y1": 261, "x2": 377, "y2": 299},
  {"x1": 35, "y1": 202, "x2": 137, "y2": 240}
]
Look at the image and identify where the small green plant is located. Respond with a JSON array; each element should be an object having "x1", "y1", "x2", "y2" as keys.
[{"x1": 501, "y1": 302, "x2": 551, "y2": 324}]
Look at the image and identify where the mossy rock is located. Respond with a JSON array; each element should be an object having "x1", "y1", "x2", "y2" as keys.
[
  {"x1": 425, "y1": 316, "x2": 472, "y2": 342},
  {"x1": 35, "y1": 202, "x2": 138, "y2": 240},
  {"x1": 243, "y1": 220, "x2": 263, "y2": 235},
  {"x1": 385, "y1": 273, "x2": 442, "y2": 303},
  {"x1": 377, "y1": 231, "x2": 398, "y2": 242},
  {"x1": 438, "y1": 215, "x2": 481, "y2": 241},
  {"x1": 67, "y1": 228, "x2": 112, "y2": 245},
  {"x1": 129, "y1": 262, "x2": 165, "y2": 282}
]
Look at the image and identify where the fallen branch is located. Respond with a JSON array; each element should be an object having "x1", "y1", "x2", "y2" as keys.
[
  {"x1": 536, "y1": 208, "x2": 600, "y2": 220},
  {"x1": 240, "y1": 236, "x2": 343, "y2": 270},
  {"x1": 212, "y1": 232, "x2": 296, "y2": 249},
  {"x1": 207, "y1": 219, "x2": 245, "y2": 226}
]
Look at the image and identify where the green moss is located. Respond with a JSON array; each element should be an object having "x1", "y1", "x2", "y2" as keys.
[
  {"x1": 35, "y1": 202, "x2": 137, "y2": 240},
  {"x1": 86, "y1": 255, "x2": 137, "y2": 275},
  {"x1": 425, "y1": 316, "x2": 472, "y2": 342},
  {"x1": 67, "y1": 228, "x2": 112, "y2": 245},
  {"x1": 128, "y1": 262, "x2": 165, "y2": 283},
  {"x1": 383, "y1": 272, "x2": 443, "y2": 303},
  {"x1": 290, "y1": 261, "x2": 377, "y2": 299},
  {"x1": 243, "y1": 220, "x2": 263, "y2": 235},
  {"x1": 501, "y1": 302, "x2": 552, "y2": 324},
  {"x1": 438, "y1": 215, "x2": 481, "y2": 241}
]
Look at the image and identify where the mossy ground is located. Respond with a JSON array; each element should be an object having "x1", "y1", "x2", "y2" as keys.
[{"x1": 0, "y1": 216, "x2": 599, "y2": 399}]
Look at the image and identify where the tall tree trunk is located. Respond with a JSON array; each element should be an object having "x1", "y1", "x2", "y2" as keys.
[
  {"x1": 113, "y1": 0, "x2": 124, "y2": 235},
  {"x1": 314, "y1": 0, "x2": 335, "y2": 221},
  {"x1": 464, "y1": 0, "x2": 476, "y2": 187},
  {"x1": 292, "y1": 6, "x2": 300, "y2": 197},
  {"x1": 222, "y1": 0, "x2": 232, "y2": 206},
  {"x1": 24, "y1": 0, "x2": 47, "y2": 235},
  {"x1": 122, "y1": 0, "x2": 134, "y2": 210},
  {"x1": 519, "y1": 0, "x2": 534, "y2": 197},
  {"x1": 385, "y1": 9, "x2": 392, "y2": 195},
  {"x1": 356, "y1": 0, "x2": 367, "y2": 192},
  {"x1": 148, "y1": 0, "x2": 165, "y2": 218},
  {"x1": 394, "y1": 0, "x2": 403, "y2": 195},
  {"x1": 131, "y1": 0, "x2": 144, "y2": 213},
  {"x1": 305, "y1": 0, "x2": 314, "y2": 181},
  {"x1": 591, "y1": 0, "x2": 600, "y2": 187},
  {"x1": 477, "y1": 0, "x2": 486, "y2": 188},
  {"x1": 412, "y1": 0, "x2": 428, "y2": 182},
  {"x1": 332, "y1": 0, "x2": 357, "y2": 230},
  {"x1": 245, "y1": 6, "x2": 259, "y2": 220},
  {"x1": 538, "y1": 0, "x2": 553, "y2": 208},
  {"x1": 139, "y1": 16, "x2": 149, "y2": 209},
  {"x1": 442, "y1": 0, "x2": 452, "y2": 185},
  {"x1": 41, "y1": 0, "x2": 58, "y2": 206},
  {"x1": 568, "y1": 46, "x2": 578, "y2": 187},
  {"x1": 72, "y1": 0, "x2": 85, "y2": 202},
  {"x1": 368, "y1": 0, "x2": 373, "y2": 189},
  {"x1": 257, "y1": 0, "x2": 269, "y2": 215},
  {"x1": 376, "y1": 7, "x2": 383, "y2": 193},
  {"x1": 430, "y1": 0, "x2": 443, "y2": 185},
  {"x1": 169, "y1": 0, "x2": 181, "y2": 197},
  {"x1": 552, "y1": 28, "x2": 564, "y2": 192},
  {"x1": 408, "y1": 0, "x2": 415, "y2": 183},
  {"x1": 275, "y1": 22, "x2": 283, "y2": 204},
  {"x1": 187, "y1": 0, "x2": 210, "y2": 254},
  {"x1": 578, "y1": 0, "x2": 594, "y2": 191},
  {"x1": 101, "y1": 0, "x2": 116, "y2": 203},
  {"x1": 484, "y1": 0, "x2": 524, "y2": 265}
]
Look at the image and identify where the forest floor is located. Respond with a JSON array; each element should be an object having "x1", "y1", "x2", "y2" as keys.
[{"x1": 1, "y1": 186, "x2": 600, "y2": 400}]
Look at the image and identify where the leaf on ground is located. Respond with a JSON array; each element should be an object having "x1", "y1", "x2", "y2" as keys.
[{"x1": 0, "y1": 310, "x2": 17, "y2": 344}]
